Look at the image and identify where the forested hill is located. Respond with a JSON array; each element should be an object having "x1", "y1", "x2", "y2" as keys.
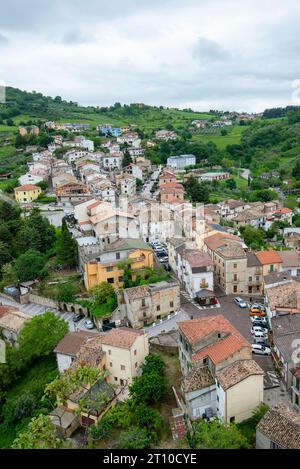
[{"x1": 0, "y1": 86, "x2": 215, "y2": 131}]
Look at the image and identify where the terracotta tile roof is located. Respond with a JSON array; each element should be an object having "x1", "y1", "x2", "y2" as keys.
[
  {"x1": 255, "y1": 248, "x2": 282, "y2": 265},
  {"x1": 204, "y1": 232, "x2": 242, "y2": 251},
  {"x1": 0, "y1": 305, "x2": 17, "y2": 318},
  {"x1": 193, "y1": 333, "x2": 250, "y2": 365},
  {"x1": 183, "y1": 250, "x2": 213, "y2": 269},
  {"x1": 0, "y1": 310, "x2": 31, "y2": 333},
  {"x1": 278, "y1": 250, "x2": 300, "y2": 268},
  {"x1": 87, "y1": 201, "x2": 102, "y2": 210},
  {"x1": 274, "y1": 207, "x2": 292, "y2": 214},
  {"x1": 216, "y1": 359, "x2": 263, "y2": 390},
  {"x1": 54, "y1": 331, "x2": 97, "y2": 356},
  {"x1": 257, "y1": 405, "x2": 300, "y2": 449},
  {"x1": 15, "y1": 184, "x2": 40, "y2": 191},
  {"x1": 266, "y1": 280, "x2": 300, "y2": 311},
  {"x1": 178, "y1": 314, "x2": 244, "y2": 345},
  {"x1": 182, "y1": 366, "x2": 214, "y2": 393},
  {"x1": 101, "y1": 327, "x2": 145, "y2": 349},
  {"x1": 178, "y1": 315, "x2": 250, "y2": 365},
  {"x1": 160, "y1": 182, "x2": 184, "y2": 190},
  {"x1": 216, "y1": 241, "x2": 246, "y2": 259},
  {"x1": 72, "y1": 336, "x2": 105, "y2": 368}
]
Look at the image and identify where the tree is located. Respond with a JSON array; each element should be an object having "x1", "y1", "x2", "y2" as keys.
[
  {"x1": 239, "y1": 225, "x2": 266, "y2": 250},
  {"x1": 129, "y1": 355, "x2": 167, "y2": 404},
  {"x1": 18, "y1": 311, "x2": 68, "y2": 362},
  {"x1": 90, "y1": 282, "x2": 116, "y2": 305},
  {"x1": 119, "y1": 427, "x2": 150, "y2": 449},
  {"x1": 184, "y1": 176, "x2": 209, "y2": 203},
  {"x1": 0, "y1": 262, "x2": 18, "y2": 288},
  {"x1": 225, "y1": 178, "x2": 237, "y2": 190},
  {"x1": 0, "y1": 241, "x2": 12, "y2": 274},
  {"x1": 11, "y1": 415, "x2": 66, "y2": 449},
  {"x1": 292, "y1": 159, "x2": 300, "y2": 179},
  {"x1": 189, "y1": 419, "x2": 250, "y2": 449},
  {"x1": 55, "y1": 282, "x2": 77, "y2": 303},
  {"x1": 122, "y1": 149, "x2": 133, "y2": 167},
  {"x1": 13, "y1": 393, "x2": 37, "y2": 421},
  {"x1": 14, "y1": 209, "x2": 56, "y2": 255},
  {"x1": 14, "y1": 249, "x2": 46, "y2": 282},
  {"x1": 0, "y1": 200, "x2": 21, "y2": 222},
  {"x1": 57, "y1": 219, "x2": 77, "y2": 267},
  {"x1": 27, "y1": 208, "x2": 56, "y2": 253}
]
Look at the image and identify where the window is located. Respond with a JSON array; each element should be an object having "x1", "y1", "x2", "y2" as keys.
[
  {"x1": 170, "y1": 301, "x2": 174, "y2": 307},
  {"x1": 114, "y1": 377, "x2": 118, "y2": 382},
  {"x1": 233, "y1": 274, "x2": 238, "y2": 281},
  {"x1": 143, "y1": 312, "x2": 147, "y2": 318},
  {"x1": 106, "y1": 266, "x2": 113, "y2": 272},
  {"x1": 120, "y1": 379, "x2": 125, "y2": 386},
  {"x1": 230, "y1": 417, "x2": 235, "y2": 423},
  {"x1": 249, "y1": 276, "x2": 252, "y2": 282},
  {"x1": 270, "y1": 441, "x2": 280, "y2": 449},
  {"x1": 109, "y1": 362, "x2": 112, "y2": 367},
  {"x1": 269, "y1": 264, "x2": 274, "y2": 272},
  {"x1": 135, "y1": 362, "x2": 138, "y2": 368},
  {"x1": 233, "y1": 263, "x2": 237, "y2": 268},
  {"x1": 118, "y1": 276, "x2": 124, "y2": 282},
  {"x1": 157, "y1": 305, "x2": 160, "y2": 311},
  {"x1": 142, "y1": 299, "x2": 146, "y2": 307},
  {"x1": 116, "y1": 252, "x2": 120, "y2": 260},
  {"x1": 121, "y1": 365, "x2": 125, "y2": 371},
  {"x1": 134, "y1": 349, "x2": 137, "y2": 356},
  {"x1": 108, "y1": 350, "x2": 111, "y2": 355},
  {"x1": 233, "y1": 285, "x2": 237, "y2": 293},
  {"x1": 217, "y1": 395, "x2": 219, "y2": 402},
  {"x1": 107, "y1": 277, "x2": 114, "y2": 283}
]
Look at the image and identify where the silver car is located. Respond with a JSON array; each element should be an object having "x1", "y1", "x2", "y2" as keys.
[
  {"x1": 252, "y1": 344, "x2": 271, "y2": 355},
  {"x1": 234, "y1": 297, "x2": 247, "y2": 308}
]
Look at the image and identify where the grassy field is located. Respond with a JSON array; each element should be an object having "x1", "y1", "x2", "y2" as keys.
[
  {"x1": 191, "y1": 125, "x2": 245, "y2": 149},
  {"x1": 52, "y1": 109, "x2": 215, "y2": 132}
]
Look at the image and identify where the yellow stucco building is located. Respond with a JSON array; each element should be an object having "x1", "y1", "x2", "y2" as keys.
[
  {"x1": 14, "y1": 184, "x2": 42, "y2": 203},
  {"x1": 83, "y1": 238, "x2": 154, "y2": 290}
]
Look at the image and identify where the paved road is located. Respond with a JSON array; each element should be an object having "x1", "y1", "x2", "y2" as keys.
[
  {"x1": 145, "y1": 309, "x2": 189, "y2": 338},
  {"x1": 0, "y1": 294, "x2": 94, "y2": 332},
  {"x1": 240, "y1": 168, "x2": 251, "y2": 181},
  {"x1": 140, "y1": 167, "x2": 161, "y2": 198}
]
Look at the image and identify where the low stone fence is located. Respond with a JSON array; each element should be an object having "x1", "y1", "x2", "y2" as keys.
[{"x1": 20, "y1": 293, "x2": 88, "y2": 315}]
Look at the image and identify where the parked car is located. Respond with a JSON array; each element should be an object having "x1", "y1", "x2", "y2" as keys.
[
  {"x1": 251, "y1": 326, "x2": 268, "y2": 335},
  {"x1": 252, "y1": 344, "x2": 271, "y2": 355},
  {"x1": 234, "y1": 297, "x2": 247, "y2": 308},
  {"x1": 253, "y1": 330, "x2": 268, "y2": 340},
  {"x1": 156, "y1": 250, "x2": 167, "y2": 257},
  {"x1": 83, "y1": 319, "x2": 95, "y2": 330},
  {"x1": 254, "y1": 337, "x2": 270, "y2": 347},
  {"x1": 72, "y1": 312, "x2": 85, "y2": 322},
  {"x1": 159, "y1": 256, "x2": 169, "y2": 263},
  {"x1": 249, "y1": 309, "x2": 266, "y2": 317},
  {"x1": 162, "y1": 262, "x2": 171, "y2": 271},
  {"x1": 252, "y1": 321, "x2": 268, "y2": 330},
  {"x1": 250, "y1": 316, "x2": 268, "y2": 325}
]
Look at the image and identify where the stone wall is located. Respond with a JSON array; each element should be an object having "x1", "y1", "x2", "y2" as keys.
[{"x1": 20, "y1": 293, "x2": 88, "y2": 315}]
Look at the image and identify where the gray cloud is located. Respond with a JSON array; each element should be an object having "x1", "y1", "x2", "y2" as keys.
[
  {"x1": 0, "y1": 0, "x2": 299, "y2": 112},
  {"x1": 192, "y1": 37, "x2": 230, "y2": 64},
  {"x1": 61, "y1": 30, "x2": 92, "y2": 45}
]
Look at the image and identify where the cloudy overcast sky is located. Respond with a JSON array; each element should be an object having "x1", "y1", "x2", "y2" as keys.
[{"x1": 0, "y1": 0, "x2": 300, "y2": 112}]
